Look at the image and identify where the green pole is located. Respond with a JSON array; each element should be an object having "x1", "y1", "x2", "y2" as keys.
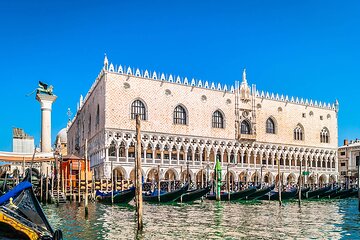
[{"x1": 215, "y1": 157, "x2": 222, "y2": 201}]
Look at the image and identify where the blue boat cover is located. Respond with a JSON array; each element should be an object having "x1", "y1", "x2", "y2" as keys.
[
  {"x1": 150, "y1": 189, "x2": 167, "y2": 196},
  {"x1": 0, "y1": 181, "x2": 32, "y2": 205}
]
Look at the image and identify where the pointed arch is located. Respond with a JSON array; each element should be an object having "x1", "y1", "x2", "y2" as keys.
[
  {"x1": 212, "y1": 109, "x2": 225, "y2": 128},
  {"x1": 294, "y1": 123, "x2": 304, "y2": 141},
  {"x1": 266, "y1": 117, "x2": 276, "y2": 134},
  {"x1": 174, "y1": 104, "x2": 188, "y2": 125},
  {"x1": 131, "y1": 99, "x2": 147, "y2": 120},
  {"x1": 240, "y1": 120, "x2": 251, "y2": 134},
  {"x1": 320, "y1": 127, "x2": 330, "y2": 143}
]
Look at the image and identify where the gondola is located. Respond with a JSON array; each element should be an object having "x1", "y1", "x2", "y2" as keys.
[
  {"x1": 302, "y1": 186, "x2": 331, "y2": 199},
  {"x1": 0, "y1": 181, "x2": 62, "y2": 240},
  {"x1": 329, "y1": 188, "x2": 352, "y2": 199},
  {"x1": 245, "y1": 185, "x2": 275, "y2": 200},
  {"x1": 318, "y1": 187, "x2": 340, "y2": 199},
  {"x1": 177, "y1": 185, "x2": 211, "y2": 203},
  {"x1": 206, "y1": 187, "x2": 257, "y2": 201},
  {"x1": 258, "y1": 188, "x2": 297, "y2": 201},
  {"x1": 143, "y1": 183, "x2": 189, "y2": 203},
  {"x1": 339, "y1": 188, "x2": 358, "y2": 199},
  {"x1": 96, "y1": 187, "x2": 135, "y2": 204}
]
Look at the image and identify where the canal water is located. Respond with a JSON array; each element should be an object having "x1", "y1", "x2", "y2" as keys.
[{"x1": 43, "y1": 199, "x2": 360, "y2": 239}]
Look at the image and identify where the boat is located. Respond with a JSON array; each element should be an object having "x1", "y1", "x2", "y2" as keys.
[
  {"x1": 206, "y1": 187, "x2": 257, "y2": 201},
  {"x1": 318, "y1": 187, "x2": 340, "y2": 199},
  {"x1": 0, "y1": 181, "x2": 63, "y2": 240},
  {"x1": 177, "y1": 185, "x2": 211, "y2": 203},
  {"x1": 339, "y1": 188, "x2": 358, "y2": 199},
  {"x1": 143, "y1": 183, "x2": 189, "y2": 203},
  {"x1": 245, "y1": 185, "x2": 275, "y2": 200},
  {"x1": 302, "y1": 186, "x2": 331, "y2": 199},
  {"x1": 258, "y1": 188, "x2": 298, "y2": 201},
  {"x1": 329, "y1": 189, "x2": 352, "y2": 199},
  {"x1": 96, "y1": 187, "x2": 135, "y2": 204}
]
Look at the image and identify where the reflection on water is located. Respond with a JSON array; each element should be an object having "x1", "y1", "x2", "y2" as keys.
[{"x1": 43, "y1": 199, "x2": 360, "y2": 239}]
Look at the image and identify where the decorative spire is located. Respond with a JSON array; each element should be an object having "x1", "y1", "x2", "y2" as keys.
[
  {"x1": 104, "y1": 53, "x2": 109, "y2": 70},
  {"x1": 242, "y1": 68, "x2": 247, "y2": 83}
]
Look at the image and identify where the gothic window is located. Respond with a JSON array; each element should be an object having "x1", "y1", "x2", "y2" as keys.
[
  {"x1": 241, "y1": 120, "x2": 251, "y2": 134},
  {"x1": 212, "y1": 110, "x2": 224, "y2": 128},
  {"x1": 320, "y1": 128, "x2": 330, "y2": 143},
  {"x1": 174, "y1": 105, "x2": 187, "y2": 125},
  {"x1": 88, "y1": 115, "x2": 91, "y2": 136},
  {"x1": 294, "y1": 124, "x2": 304, "y2": 141},
  {"x1": 109, "y1": 141, "x2": 116, "y2": 157},
  {"x1": 131, "y1": 100, "x2": 147, "y2": 120},
  {"x1": 266, "y1": 118, "x2": 275, "y2": 134},
  {"x1": 96, "y1": 105, "x2": 100, "y2": 126}
]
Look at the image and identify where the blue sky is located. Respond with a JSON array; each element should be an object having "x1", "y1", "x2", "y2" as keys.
[{"x1": 0, "y1": 0, "x2": 359, "y2": 151}]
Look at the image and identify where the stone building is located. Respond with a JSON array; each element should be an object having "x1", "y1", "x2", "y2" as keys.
[
  {"x1": 338, "y1": 139, "x2": 360, "y2": 185},
  {"x1": 67, "y1": 56, "x2": 339, "y2": 186}
]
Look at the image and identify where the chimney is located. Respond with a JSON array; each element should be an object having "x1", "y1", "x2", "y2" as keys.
[{"x1": 344, "y1": 139, "x2": 348, "y2": 146}]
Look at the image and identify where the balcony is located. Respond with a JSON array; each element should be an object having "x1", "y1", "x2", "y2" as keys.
[{"x1": 238, "y1": 133, "x2": 256, "y2": 141}]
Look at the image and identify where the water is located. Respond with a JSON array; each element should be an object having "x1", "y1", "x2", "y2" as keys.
[{"x1": 43, "y1": 199, "x2": 360, "y2": 239}]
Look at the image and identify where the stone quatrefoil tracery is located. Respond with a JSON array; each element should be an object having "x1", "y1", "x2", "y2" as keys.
[{"x1": 102, "y1": 131, "x2": 337, "y2": 167}]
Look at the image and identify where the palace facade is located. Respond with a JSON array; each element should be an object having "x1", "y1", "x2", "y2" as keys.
[{"x1": 67, "y1": 56, "x2": 339, "y2": 186}]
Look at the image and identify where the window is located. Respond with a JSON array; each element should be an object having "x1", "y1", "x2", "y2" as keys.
[
  {"x1": 302, "y1": 113, "x2": 306, "y2": 118},
  {"x1": 320, "y1": 128, "x2": 330, "y2": 143},
  {"x1": 174, "y1": 105, "x2": 187, "y2": 125},
  {"x1": 320, "y1": 116, "x2": 323, "y2": 120},
  {"x1": 294, "y1": 124, "x2": 304, "y2": 141},
  {"x1": 109, "y1": 141, "x2": 116, "y2": 157},
  {"x1": 340, "y1": 152, "x2": 346, "y2": 156},
  {"x1": 96, "y1": 105, "x2": 100, "y2": 125},
  {"x1": 357, "y1": 156, "x2": 359, "y2": 166},
  {"x1": 131, "y1": 100, "x2": 147, "y2": 120},
  {"x1": 241, "y1": 120, "x2": 251, "y2": 134},
  {"x1": 212, "y1": 110, "x2": 224, "y2": 128},
  {"x1": 88, "y1": 115, "x2": 91, "y2": 136},
  {"x1": 266, "y1": 118, "x2": 275, "y2": 134},
  {"x1": 340, "y1": 171, "x2": 346, "y2": 176},
  {"x1": 340, "y1": 162, "x2": 346, "y2": 167}
]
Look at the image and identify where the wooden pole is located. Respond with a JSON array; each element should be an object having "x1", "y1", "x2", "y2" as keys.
[
  {"x1": 70, "y1": 163, "x2": 73, "y2": 201},
  {"x1": 298, "y1": 160, "x2": 302, "y2": 205},
  {"x1": 157, "y1": 164, "x2": 161, "y2": 202},
  {"x1": 46, "y1": 167, "x2": 49, "y2": 204},
  {"x1": 78, "y1": 161, "x2": 81, "y2": 204},
  {"x1": 111, "y1": 161, "x2": 114, "y2": 204},
  {"x1": 227, "y1": 165, "x2": 230, "y2": 201},
  {"x1": 278, "y1": 157, "x2": 282, "y2": 206},
  {"x1": 85, "y1": 139, "x2": 89, "y2": 217},
  {"x1": 135, "y1": 115, "x2": 143, "y2": 231},
  {"x1": 56, "y1": 158, "x2": 60, "y2": 207},
  {"x1": 40, "y1": 162, "x2": 43, "y2": 203},
  {"x1": 358, "y1": 153, "x2": 360, "y2": 212}
]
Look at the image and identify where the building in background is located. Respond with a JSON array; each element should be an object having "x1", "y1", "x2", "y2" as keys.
[
  {"x1": 67, "y1": 56, "x2": 339, "y2": 186},
  {"x1": 338, "y1": 139, "x2": 360, "y2": 186},
  {"x1": 12, "y1": 128, "x2": 34, "y2": 153}
]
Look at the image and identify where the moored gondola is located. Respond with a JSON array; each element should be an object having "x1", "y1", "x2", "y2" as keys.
[
  {"x1": 143, "y1": 183, "x2": 189, "y2": 203},
  {"x1": 258, "y1": 188, "x2": 297, "y2": 201},
  {"x1": 0, "y1": 181, "x2": 62, "y2": 240},
  {"x1": 206, "y1": 187, "x2": 257, "y2": 201},
  {"x1": 339, "y1": 188, "x2": 358, "y2": 199},
  {"x1": 96, "y1": 187, "x2": 135, "y2": 204},
  {"x1": 302, "y1": 186, "x2": 331, "y2": 199},
  {"x1": 318, "y1": 187, "x2": 340, "y2": 199},
  {"x1": 177, "y1": 185, "x2": 211, "y2": 203},
  {"x1": 245, "y1": 185, "x2": 275, "y2": 200},
  {"x1": 329, "y1": 189, "x2": 352, "y2": 199}
]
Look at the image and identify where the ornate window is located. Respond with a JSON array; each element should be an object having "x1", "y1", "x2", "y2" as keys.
[
  {"x1": 174, "y1": 105, "x2": 187, "y2": 125},
  {"x1": 109, "y1": 141, "x2": 116, "y2": 157},
  {"x1": 212, "y1": 110, "x2": 224, "y2": 128},
  {"x1": 266, "y1": 118, "x2": 275, "y2": 134},
  {"x1": 131, "y1": 100, "x2": 147, "y2": 120},
  {"x1": 241, "y1": 120, "x2": 251, "y2": 134},
  {"x1": 320, "y1": 128, "x2": 330, "y2": 143},
  {"x1": 294, "y1": 124, "x2": 303, "y2": 140},
  {"x1": 96, "y1": 105, "x2": 100, "y2": 125}
]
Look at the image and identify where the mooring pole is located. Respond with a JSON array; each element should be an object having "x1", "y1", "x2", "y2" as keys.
[
  {"x1": 78, "y1": 161, "x2": 81, "y2": 205},
  {"x1": 111, "y1": 161, "x2": 114, "y2": 204},
  {"x1": 358, "y1": 153, "x2": 360, "y2": 212},
  {"x1": 85, "y1": 139, "x2": 89, "y2": 217},
  {"x1": 135, "y1": 115, "x2": 143, "y2": 231},
  {"x1": 40, "y1": 162, "x2": 43, "y2": 202},
  {"x1": 46, "y1": 167, "x2": 49, "y2": 204},
  {"x1": 158, "y1": 164, "x2": 161, "y2": 202},
  {"x1": 227, "y1": 164, "x2": 230, "y2": 201},
  {"x1": 298, "y1": 161, "x2": 302, "y2": 205},
  {"x1": 278, "y1": 157, "x2": 282, "y2": 206},
  {"x1": 70, "y1": 163, "x2": 73, "y2": 201}
]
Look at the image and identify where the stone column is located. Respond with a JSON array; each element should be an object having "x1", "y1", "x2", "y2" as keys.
[
  {"x1": 36, "y1": 93, "x2": 57, "y2": 153},
  {"x1": 241, "y1": 153, "x2": 244, "y2": 168},
  {"x1": 116, "y1": 146, "x2": 120, "y2": 162},
  {"x1": 176, "y1": 149, "x2": 180, "y2": 165},
  {"x1": 105, "y1": 147, "x2": 109, "y2": 162},
  {"x1": 160, "y1": 149, "x2": 164, "y2": 164},
  {"x1": 125, "y1": 147, "x2": 129, "y2": 163}
]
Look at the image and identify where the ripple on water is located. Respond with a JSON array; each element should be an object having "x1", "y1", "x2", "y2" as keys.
[{"x1": 43, "y1": 199, "x2": 360, "y2": 240}]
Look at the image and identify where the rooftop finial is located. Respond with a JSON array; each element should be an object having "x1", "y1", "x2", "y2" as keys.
[
  {"x1": 104, "y1": 53, "x2": 109, "y2": 70},
  {"x1": 242, "y1": 68, "x2": 247, "y2": 83}
]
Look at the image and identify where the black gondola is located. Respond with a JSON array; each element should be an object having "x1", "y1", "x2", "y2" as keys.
[
  {"x1": 177, "y1": 185, "x2": 211, "y2": 203},
  {"x1": 318, "y1": 187, "x2": 340, "y2": 198},
  {"x1": 245, "y1": 185, "x2": 275, "y2": 200},
  {"x1": 143, "y1": 183, "x2": 189, "y2": 203},
  {"x1": 258, "y1": 188, "x2": 298, "y2": 201},
  {"x1": 329, "y1": 189, "x2": 352, "y2": 199},
  {"x1": 0, "y1": 181, "x2": 62, "y2": 240},
  {"x1": 302, "y1": 186, "x2": 331, "y2": 199},
  {"x1": 206, "y1": 187, "x2": 257, "y2": 201},
  {"x1": 339, "y1": 188, "x2": 358, "y2": 199},
  {"x1": 96, "y1": 187, "x2": 135, "y2": 204}
]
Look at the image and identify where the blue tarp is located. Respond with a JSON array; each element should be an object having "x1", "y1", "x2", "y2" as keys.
[{"x1": 0, "y1": 181, "x2": 32, "y2": 205}]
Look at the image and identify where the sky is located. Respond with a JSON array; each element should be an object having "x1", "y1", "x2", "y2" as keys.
[{"x1": 0, "y1": 0, "x2": 359, "y2": 151}]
